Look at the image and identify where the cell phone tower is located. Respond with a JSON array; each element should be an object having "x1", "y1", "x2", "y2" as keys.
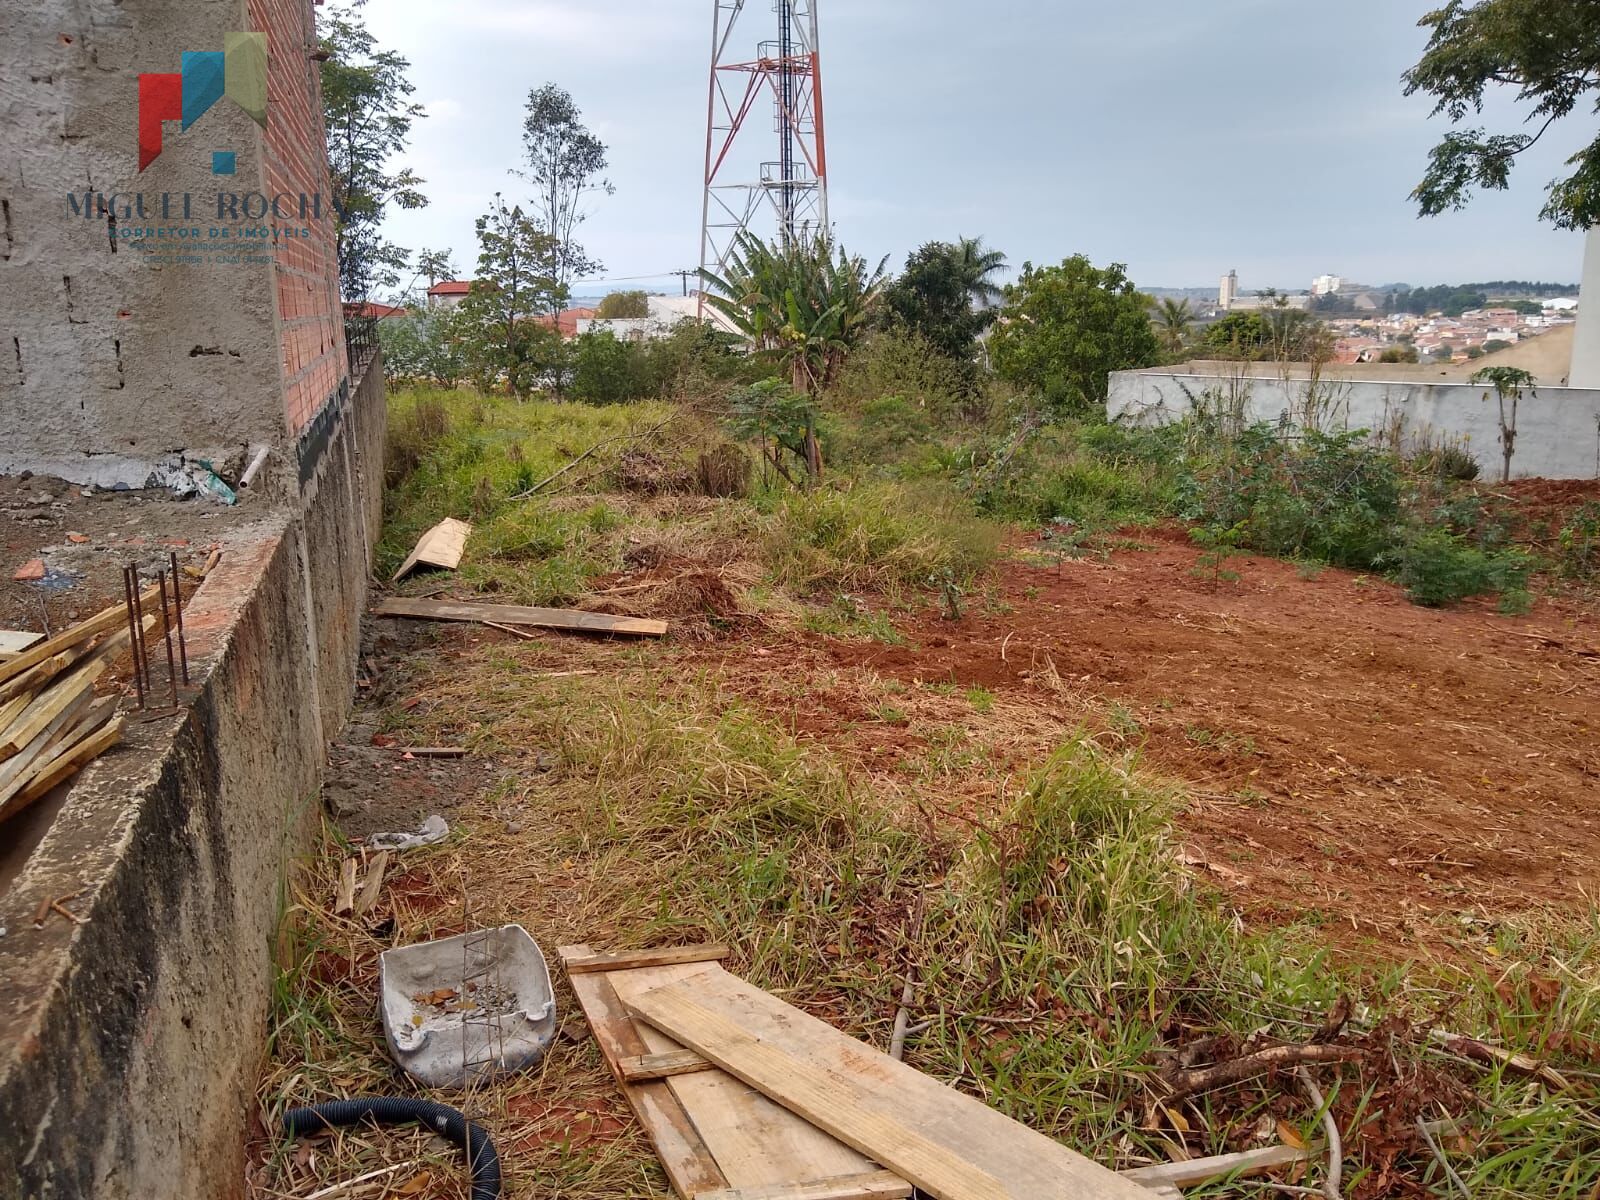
[{"x1": 698, "y1": 0, "x2": 829, "y2": 312}]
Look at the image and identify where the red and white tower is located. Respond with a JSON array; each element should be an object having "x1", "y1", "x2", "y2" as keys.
[{"x1": 698, "y1": 0, "x2": 829, "y2": 294}]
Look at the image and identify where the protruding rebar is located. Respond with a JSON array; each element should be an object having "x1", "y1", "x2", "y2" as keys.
[
  {"x1": 157, "y1": 570, "x2": 179, "y2": 709},
  {"x1": 121, "y1": 566, "x2": 145, "y2": 710},
  {"x1": 168, "y1": 551, "x2": 189, "y2": 684},
  {"x1": 129, "y1": 565, "x2": 152, "y2": 703}
]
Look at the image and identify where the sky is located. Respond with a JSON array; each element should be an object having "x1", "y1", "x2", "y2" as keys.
[{"x1": 358, "y1": 0, "x2": 1590, "y2": 297}]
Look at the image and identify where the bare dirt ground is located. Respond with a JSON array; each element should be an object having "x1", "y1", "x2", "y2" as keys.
[
  {"x1": 335, "y1": 521, "x2": 1599, "y2": 963},
  {"x1": 708, "y1": 526, "x2": 1599, "y2": 957}
]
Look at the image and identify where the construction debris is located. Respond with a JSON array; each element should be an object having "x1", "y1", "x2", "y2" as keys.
[
  {"x1": 0, "y1": 631, "x2": 44, "y2": 659},
  {"x1": 392, "y1": 517, "x2": 472, "y2": 582},
  {"x1": 366, "y1": 815, "x2": 450, "y2": 852},
  {"x1": 379, "y1": 925, "x2": 557, "y2": 1089},
  {"x1": 622, "y1": 962, "x2": 1153, "y2": 1200},
  {"x1": 0, "y1": 590, "x2": 159, "y2": 825},
  {"x1": 375, "y1": 596, "x2": 668, "y2": 638}
]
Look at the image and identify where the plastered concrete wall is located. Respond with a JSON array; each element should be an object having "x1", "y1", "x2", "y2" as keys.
[
  {"x1": 1572, "y1": 227, "x2": 1600, "y2": 390},
  {"x1": 0, "y1": 0, "x2": 346, "y2": 491},
  {"x1": 0, "y1": 354, "x2": 385, "y2": 1200},
  {"x1": 1108, "y1": 368, "x2": 1600, "y2": 480}
]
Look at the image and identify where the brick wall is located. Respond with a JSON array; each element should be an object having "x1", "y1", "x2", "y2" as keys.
[{"x1": 249, "y1": 0, "x2": 347, "y2": 437}]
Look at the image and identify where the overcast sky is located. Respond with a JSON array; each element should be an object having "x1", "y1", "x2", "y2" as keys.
[{"x1": 359, "y1": 0, "x2": 1590, "y2": 296}]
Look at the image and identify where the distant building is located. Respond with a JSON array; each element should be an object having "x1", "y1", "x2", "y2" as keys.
[
  {"x1": 426, "y1": 280, "x2": 473, "y2": 310},
  {"x1": 1219, "y1": 270, "x2": 1238, "y2": 311},
  {"x1": 578, "y1": 293, "x2": 741, "y2": 340},
  {"x1": 342, "y1": 301, "x2": 408, "y2": 320},
  {"x1": 1312, "y1": 274, "x2": 1345, "y2": 296},
  {"x1": 536, "y1": 307, "x2": 598, "y2": 339}
]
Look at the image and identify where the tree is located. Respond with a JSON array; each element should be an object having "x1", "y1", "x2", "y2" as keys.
[
  {"x1": 1379, "y1": 345, "x2": 1421, "y2": 363},
  {"x1": 319, "y1": 4, "x2": 427, "y2": 301},
  {"x1": 702, "y1": 232, "x2": 887, "y2": 480},
  {"x1": 379, "y1": 308, "x2": 470, "y2": 387},
  {"x1": 520, "y1": 83, "x2": 613, "y2": 302},
  {"x1": 596, "y1": 290, "x2": 649, "y2": 320},
  {"x1": 459, "y1": 195, "x2": 565, "y2": 396},
  {"x1": 1404, "y1": 0, "x2": 1600, "y2": 229},
  {"x1": 571, "y1": 331, "x2": 645, "y2": 404},
  {"x1": 989, "y1": 257, "x2": 1160, "y2": 413},
  {"x1": 1484, "y1": 338, "x2": 1513, "y2": 353},
  {"x1": 882, "y1": 238, "x2": 1007, "y2": 366},
  {"x1": 1202, "y1": 312, "x2": 1273, "y2": 358},
  {"x1": 415, "y1": 248, "x2": 457, "y2": 290},
  {"x1": 1472, "y1": 365, "x2": 1536, "y2": 481},
  {"x1": 1152, "y1": 297, "x2": 1196, "y2": 356}
]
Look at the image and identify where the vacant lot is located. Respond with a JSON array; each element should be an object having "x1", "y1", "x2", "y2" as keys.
[{"x1": 250, "y1": 393, "x2": 1600, "y2": 1200}]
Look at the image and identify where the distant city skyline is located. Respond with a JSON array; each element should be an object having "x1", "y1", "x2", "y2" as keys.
[{"x1": 362, "y1": 1, "x2": 1589, "y2": 295}]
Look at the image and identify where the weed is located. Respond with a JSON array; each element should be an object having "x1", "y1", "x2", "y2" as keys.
[
  {"x1": 1188, "y1": 521, "x2": 1248, "y2": 587},
  {"x1": 965, "y1": 686, "x2": 996, "y2": 714},
  {"x1": 1395, "y1": 529, "x2": 1532, "y2": 608}
]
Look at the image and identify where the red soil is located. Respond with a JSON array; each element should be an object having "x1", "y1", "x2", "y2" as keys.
[{"x1": 713, "y1": 527, "x2": 1600, "y2": 955}]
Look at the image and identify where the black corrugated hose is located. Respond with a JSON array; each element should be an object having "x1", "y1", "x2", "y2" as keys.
[{"x1": 283, "y1": 1096, "x2": 502, "y2": 1200}]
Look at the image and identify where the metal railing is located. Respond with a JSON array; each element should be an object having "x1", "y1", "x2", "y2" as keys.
[{"x1": 344, "y1": 314, "x2": 380, "y2": 376}]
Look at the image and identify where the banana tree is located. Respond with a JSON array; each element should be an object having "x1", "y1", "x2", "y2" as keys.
[{"x1": 702, "y1": 232, "x2": 887, "y2": 480}]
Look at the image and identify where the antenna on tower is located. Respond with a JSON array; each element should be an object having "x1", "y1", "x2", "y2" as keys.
[{"x1": 698, "y1": 0, "x2": 829, "y2": 317}]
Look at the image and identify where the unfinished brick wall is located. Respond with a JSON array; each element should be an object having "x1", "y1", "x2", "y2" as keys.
[{"x1": 250, "y1": 0, "x2": 347, "y2": 437}]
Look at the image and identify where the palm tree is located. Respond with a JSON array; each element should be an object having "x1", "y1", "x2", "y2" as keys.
[
  {"x1": 1153, "y1": 297, "x2": 1195, "y2": 355},
  {"x1": 952, "y1": 237, "x2": 1007, "y2": 309}
]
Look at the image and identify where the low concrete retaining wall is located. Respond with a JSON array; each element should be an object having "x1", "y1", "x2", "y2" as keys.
[
  {"x1": 1108, "y1": 368, "x2": 1600, "y2": 480},
  {"x1": 0, "y1": 358, "x2": 385, "y2": 1200}
]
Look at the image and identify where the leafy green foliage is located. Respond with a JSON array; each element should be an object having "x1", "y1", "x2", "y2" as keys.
[
  {"x1": 727, "y1": 379, "x2": 820, "y2": 487},
  {"x1": 570, "y1": 331, "x2": 643, "y2": 405},
  {"x1": 1556, "y1": 502, "x2": 1600, "y2": 579},
  {"x1": 881, "y1": 238, "x2": 1006, "y2": 366},
  {"x1": 595, "y1": 290, "x2": 648, "y2": 319},
  {"x1": 702, "y1": 232, "x2": 889, "y2": 399},
  {"x1": 459, "y1": 196, "x2": 565, "y2": 396},
  {"x1": 1180, "y1": 427, "x2": 1403, "y2": 569},
  {"x1": 519, "y1": 83, "x2": 612, "y2": 293},
  {"x1": 318, "y1": 4, "x2": 428, "y2": 300},
  {"x1": 1404, "y1": 0, "x2": 1600, "y2": 229},
  {"x1": 1151, "y1": 297, "x2": 1195, "y2": 357},
  {"x1": 989, "y1": 257, "x2": 1161, "y2": 413},
  {"x1": 1395, "y1": 528, "x2": 1532, "y2": 607},
  {"x1": 377, "y1": 309, "x2": 470, "y2": 387}
]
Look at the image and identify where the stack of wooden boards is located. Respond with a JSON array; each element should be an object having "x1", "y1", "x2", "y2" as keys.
[
  {"x1": 0, "y1": 591, "x2": 156, "y2": 824},
  {"x1": 562, "y1": 945, "x2": 1313, "y2": 1200}
]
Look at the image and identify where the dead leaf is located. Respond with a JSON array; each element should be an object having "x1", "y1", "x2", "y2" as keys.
[
  {"x1": 1277, "y1": 1120, "x2": 1307, "y2": 1150},
  {"x1": 1164, "y1": 1106, "x2": 1192, "y2": 1135},
  {"x1": 394, "y1": 1170, "x2": 433, "y2": 1195}
]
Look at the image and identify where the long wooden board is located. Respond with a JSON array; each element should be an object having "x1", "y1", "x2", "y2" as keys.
[
  {"x1": 375, "y1": 597, "x2": 667, "y2": 638},
  {"x1": 560, "y1": 947, "x2": 910, "y2": 1200},
  {"x1": 627, "y1": 968, "x2": 1153, "y2": 1200},
  {"x1": 393, "y1": 517, "x2": 472, "y2": 581}
]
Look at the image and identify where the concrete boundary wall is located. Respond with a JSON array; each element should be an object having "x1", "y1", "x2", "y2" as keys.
[
  {"x1": 1108, "y1": 368, "x2": 1600, "y2": 480},
  {"x1": 0, "y1": 355, "x2": 384, "y2": 1200}
]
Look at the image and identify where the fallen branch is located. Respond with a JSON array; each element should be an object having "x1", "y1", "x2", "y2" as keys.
[
  {"x1": 1296, "y1": 1066, "x2": 1342, "y2": 1200},
  {"x1": 1416, "y1": 1117, "x2": 1471, "y2": 1198},
  {"x1": 1429, "y1": 1029, "x2": 1571, "y2": 1091},
  {"x1": 1164, "y1": 1043, "x2": 1363, "y2": 1097},
  {"x1": 511, "y1": 418, "x2": 673, "y2": 500}
]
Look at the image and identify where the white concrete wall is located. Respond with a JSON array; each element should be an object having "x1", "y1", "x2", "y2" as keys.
[
  {"x1": 1108, "y1": 367, "x2": 1600, "y2": 480},
  {"x1": 1572, "y1": 227, "x2": 1600, "y2": 389}
]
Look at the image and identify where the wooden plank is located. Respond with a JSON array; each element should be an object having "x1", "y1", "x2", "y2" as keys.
[
  {"x1": 694, "y1": 1170, "x2": 911, "y2": 1200},
  {"x1": 618, "y1": 1049, "x2": 715, "y2": 1083},
  {"x1": 393, "y1": 517, "x2": 472, "y2": 581},
  {"x1": 566, "y1": 944, "x2": 731, "y2": 975},
  {"x1": 1, "y1": 659, "x2": 103, "y2": 759},
  {"x1": 1119, "y1": 1144, "x2": 1311, "y2": 1188},
  {"x1": 604, "y1": 965, "x2": 888, "y2": 1197},
  {"x1": 560, "y1": 946, "x2": 730, "y2": 1200},
  {"x1": 0, "y1": 688, "x2": 93, "y2": 799},
  {"x1": 628, "y1": 969, "x2": 1153, "y2": 1200},
  {"x1": 352, "y1": 850, "x2": 390, "y2": 918},
  {"x1": 0, "y1": 693, "x2": 35, "y2": 743},
  {"x1": 375, "y1": 597, "x2": 667, "y2": 638},
  {"x1": 0, "y1": 713, "x2": 123, "y2": 822},
  {"x1": 0, "y1": 630, "x2": 43, "y2": 658},
  {"x1": 0, "y1": 588, "x2": 158, "y2": 686}
]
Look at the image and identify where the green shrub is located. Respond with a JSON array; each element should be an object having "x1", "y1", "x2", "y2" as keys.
[
  {"x1": 829, "y1": 394, "x2": 933, "y2": 466},
  {"x1": 1557, "y1": 502, "x2": 1600, "y2": 580},
  {"x1": 1395, "y1": 529, "x2": 1531, "y2": 607},
  {"x1": 1179, "y1": 426, "x2": 1402, "y2": 569}
]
